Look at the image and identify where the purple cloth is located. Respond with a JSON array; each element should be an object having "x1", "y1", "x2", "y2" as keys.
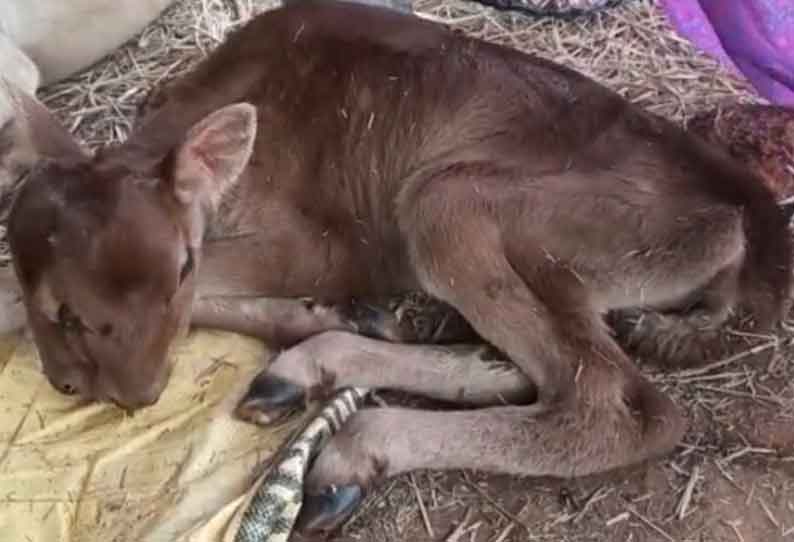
[{"x1": 659, "y1": 0, "x2": 794, "y2": 106}]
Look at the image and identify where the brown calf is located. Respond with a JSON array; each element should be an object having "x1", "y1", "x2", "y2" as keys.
[{"x1": 5, "y1": 1, "x2": 793, "y2": 535}]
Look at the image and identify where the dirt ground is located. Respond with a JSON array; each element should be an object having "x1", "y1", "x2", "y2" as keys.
[
  {"x1": 331, "y1": 339, "x2": 794, "y2": 542},
  {"x1": 27, "y1": 0, "x2": 794, "y2": 540}
]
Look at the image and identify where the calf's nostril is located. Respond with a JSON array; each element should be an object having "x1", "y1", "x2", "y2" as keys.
[{"x1": 61, "y1": 383, "x2": 78, "y2": 395}]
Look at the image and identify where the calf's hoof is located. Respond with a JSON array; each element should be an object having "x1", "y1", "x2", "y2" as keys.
[
  {"x1": 234, "y1": 373, "x2": 305, "y2": 426},
  {"x1": 294, "y1": 484, "x2": 364, "y2": 536},
  {"x1": 345, "y1": 295, "x2": 477, "y2": 344},
  {"x1": 346, "y1": 301, "x2": 405, "y2": 342}
]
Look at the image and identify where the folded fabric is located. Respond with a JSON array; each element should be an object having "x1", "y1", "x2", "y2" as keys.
[
  {"x1": 0, "y1": 329, "x2": 304, "y2": 542},
  {"x1": 660, "y1": 0, "x2": 794, "y2": 106}
]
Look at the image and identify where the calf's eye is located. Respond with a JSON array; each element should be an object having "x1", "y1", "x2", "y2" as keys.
[{"x1": 57, "y1": 303, "x2": 84, "y2": 333}]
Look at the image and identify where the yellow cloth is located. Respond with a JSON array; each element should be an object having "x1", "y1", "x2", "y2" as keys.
[{"x1": 0, "y1": 329, "x2": 303, "y2": 542}]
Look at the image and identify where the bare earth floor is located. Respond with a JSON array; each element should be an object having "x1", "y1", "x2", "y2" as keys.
[
  {"x1": 19, "y1": 0, "x2": 794, "y2": 540},
  {"x1": 333, "y1": 340, "x2": 794, "y2": 542}
]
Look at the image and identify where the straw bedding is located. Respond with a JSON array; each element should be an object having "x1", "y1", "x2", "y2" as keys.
[
  {"x1": 35, "y1": 0, "x2": 758, "y2": 145},
  {"x1": 11, "y1": 1, "x2": 794, "y2": 541}
]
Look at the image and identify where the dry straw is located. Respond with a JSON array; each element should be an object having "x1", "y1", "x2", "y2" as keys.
[{"x1": 37, "y1": 0, "x2": 758, "y2": 148}]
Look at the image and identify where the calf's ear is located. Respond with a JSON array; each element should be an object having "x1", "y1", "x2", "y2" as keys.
[
  {"x1": 0, "y1": 77, "x2": 88, "y2": 217},
  {"x1": 169, "y1": 102, "x2": 258, "y2": 209}
]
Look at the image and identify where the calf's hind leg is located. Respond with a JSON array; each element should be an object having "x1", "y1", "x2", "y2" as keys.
[
  {"x1": 293, "y1": 330, "x2": 684, "y2": 536},
  {"x1": 406, "y1": 197, "x2": 595, "y2": 410},
  {"x1": 291, "y1": 198, "x2": 686, "y2": 535}
]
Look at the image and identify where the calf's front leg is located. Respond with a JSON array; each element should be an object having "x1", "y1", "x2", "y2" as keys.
[
  {"x1": 192, "y1": 287, "x2": 477, "y2": 347},
  {"x1": 235, "y1": 330, "x2": 534, "y2": 426},
  {"x1": 0, "y1": 286, "x2": 366, "y2": 343},
  {"x1": 190, "y1": 295, "x2": 360, "y2": 347}
]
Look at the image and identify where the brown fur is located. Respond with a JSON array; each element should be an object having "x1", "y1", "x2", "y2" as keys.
[
  {"x1": 5, "y1": 0, "x2": 792, "y2": 522},
  {"x1": 0, "y1": 79, "x2": 88, "y2": 217}
]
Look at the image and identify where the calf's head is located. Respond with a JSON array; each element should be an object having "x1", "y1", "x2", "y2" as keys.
[{"x1": 7, "y1": 102, "x2": 258, "y2": 410}]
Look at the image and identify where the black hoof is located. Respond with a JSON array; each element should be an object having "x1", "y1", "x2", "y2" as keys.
[
  {"x1": 295, "y1": 484, "x2": 364, "y2": 536},
  {"x1": 234, "y1": 373, "x2": 306, "y2": 426},
  {"x1": 605, "y1": 308, "x2": 644, "y2": 338},
  {"x1": 346, "y1": 302, "x2": 404, "y2": 342}
]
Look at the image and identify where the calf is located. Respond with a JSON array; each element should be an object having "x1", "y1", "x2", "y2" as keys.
[{"x1": 5, "y1": 1, "x2": 793, "y2": 535}]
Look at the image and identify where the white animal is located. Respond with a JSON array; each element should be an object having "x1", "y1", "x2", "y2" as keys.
[
  {"x1": 0, "y1": 0, "x2": 177, "y2": 192},
  {"x1": 0, "y1": 0, "x2": 176, "y2": 86}
]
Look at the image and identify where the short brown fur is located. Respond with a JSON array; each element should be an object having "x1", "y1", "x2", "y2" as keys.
[{"x1": 5, "y1": 1, "x2": 792, "y2": 533}]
